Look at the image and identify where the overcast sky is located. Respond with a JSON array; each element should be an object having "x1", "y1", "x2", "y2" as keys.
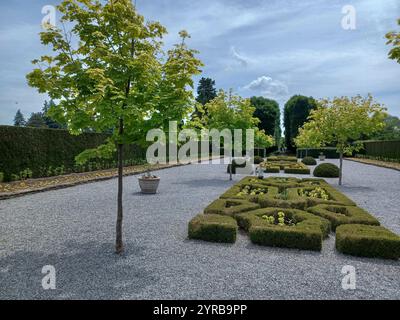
[{"x1": 0, "y1": 0, "x2": 399, "y2": 125}]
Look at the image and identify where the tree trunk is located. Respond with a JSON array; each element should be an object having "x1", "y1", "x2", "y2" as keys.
[
  {"x1": 339, "y1": 152, "x2": 343, "y2": 186},
  {"x1": 115, "y1": 119, "x2": 124, "y2": 254}
]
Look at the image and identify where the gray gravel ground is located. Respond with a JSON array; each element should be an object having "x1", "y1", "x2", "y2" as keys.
[{"x1": 0, "y1": 159, "x2": 399, "y2": 300}]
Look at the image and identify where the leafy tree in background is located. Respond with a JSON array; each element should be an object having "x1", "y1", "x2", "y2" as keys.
[
  {"x1": 191, "y1": 90, "x2": 274, "y2": 149},
  {"x1": 27, "y1": 0, "x2": 202, "y2": 254},
  {"x1": 386, "y1": 18, "x2": 400, "y2": 63},
  {"x1": 369, "y1": 114, "x2": 400, "y2": 140},
  {"x1": 26, "y1": 112, "x2": 47, "y2": 128},
  {"x1": 295, "y1": 94, "x2": 386, "y2": 185},
  {"x1": 250, "y1": 96, "x2": 281, "y2": 145},
  {"x1": 284, "y1": 95, "x2": 317, "y2": 151},
  {"x1": 14, "y1": 109, "x2": 26, "y2": 127}
]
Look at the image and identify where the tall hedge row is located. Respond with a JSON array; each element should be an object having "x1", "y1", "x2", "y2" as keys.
[
  {"x1": 359, "y1": 140, "x2": 400, "y2": 160},
  {"x1": 0, "y1": 126, "x2": 145, "y2": 181}
]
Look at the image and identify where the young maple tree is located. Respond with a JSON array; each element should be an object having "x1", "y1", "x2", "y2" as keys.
[
  {"x1": 27, "y1": 0, "x2": 202, "y2": 254},
  {"x1": 295, "y1": 95, "x2": 386, "y2": 185}
]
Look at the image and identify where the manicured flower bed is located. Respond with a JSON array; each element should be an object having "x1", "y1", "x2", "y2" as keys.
[
  {"x1": 260, "y1": 159, "x2": 311, "y2": 175},
  {"x1": 188, "y1": 176, "x2": 400, "y2": 259}
]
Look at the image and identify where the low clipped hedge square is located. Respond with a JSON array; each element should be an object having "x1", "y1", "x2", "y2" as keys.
[
  {"x1": 189, "y1": 214, "x2": 238, "y2": 243},
  {"x1": 307, "y1": 204, "x2": 380, "y2": 231},
  {"x1": 204, "y1": 198, "x2": 260, "y2": 216},
  {"x1": 292, "y1": 184, "x2": 356, "y2": 207},
  {"x1": 236, "y1": 208, "x2": 330, "y2": 251},
  {"x1": 264, "y1": 166, "x2": 280, "y2": 173},
  {"x1": 336, "y1": 224, "x2": 400, "y2": 260}
]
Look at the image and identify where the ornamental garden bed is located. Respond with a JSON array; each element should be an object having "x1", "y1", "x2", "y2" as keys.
[
  {"x1": 260, "y1": 159, "x2": 311, "y2": 175},
  {"x1": 188, "y1": 176, "x2": 400, "y2": 259}
]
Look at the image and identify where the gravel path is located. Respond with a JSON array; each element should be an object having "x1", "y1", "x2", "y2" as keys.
[{"x1": 0, "y1": 159, "x2": 399, "y2": 300}]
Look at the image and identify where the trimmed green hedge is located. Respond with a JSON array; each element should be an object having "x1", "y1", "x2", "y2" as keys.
[
  {"x1": 236, "y1": 208, "x2": 330, "y2": 251},
  {"x1": 292, "y1": 185, "x2": 356, "y2": 207},
  {"x1": 258, "y1": 189, "x2": 308, "y2": 210},
  {"x1": 0, "y1": 125, "x2": 146, "y2": 181},
  {"x1": 260, "y1": 160, "x2": 310, "y2": 175},
  {"x1": 264, "y1": 166, "x2": 280, "y2": 173},
  {"x1": 267, "y1": 156, "x2": 297, "y2": 162},
  {"x1": 188, "y1": 176, "x2": 400, "y2": 258},
  {"x1": 307, "y1": 204, "x2": 380, "y2": 231},
  {"x1": 284, "y1": 163, "x2": 310, "y2": 175},
  {"x1": 313, "y1": 163, "x2": 340, "y2": 178},
  {"x1": 302, "y1": 156, "x2": 317, "y2": 166},
  {"x1": 297, "y1": 148, "x2": 340, "y2": 159},
  {"x1": 359, "y1": 140, "x2": 400, "y2": 160},
  {"x1": 188, "y1": 214, "x2": 238, "y2": 243},
  {"x1": 336, "y1": 224, "x2": 400, "y2": 260},
  {"x1": 204, "y1": 198, "x2": 260, "y2": 216}
]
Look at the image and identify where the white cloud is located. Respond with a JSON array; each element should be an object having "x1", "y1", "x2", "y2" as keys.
[
  {"x1": 243, "y1": 76, "x2": 289, "y2": 101},
  {"x1": 230, "y1": 46, "x2": 250, "y2": 67}
]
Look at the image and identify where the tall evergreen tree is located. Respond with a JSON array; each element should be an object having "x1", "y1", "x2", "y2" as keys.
[
  {"x1": 26, "y1": 112, "x2": 47, "y2": 128},
  {"x1": 250, "y1": 96, "x2": 281, "y2": 144},
  {"x1": 196, "y1": 77, "x2": 217, "y2": 106},
  {"x1": 14, "y1": 109, "x2": 26, "y2": 127},
  {"x1": 284, "y1": 95, "x2": 317, "y2": 151}
]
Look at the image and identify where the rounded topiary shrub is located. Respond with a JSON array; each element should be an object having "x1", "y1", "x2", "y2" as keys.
[
  {"x1": 313, "y1": 163, "x2": 340, "y2": 178},
  {"x1": 302, "y1": 156, "x2": 317, "y2": 166}
]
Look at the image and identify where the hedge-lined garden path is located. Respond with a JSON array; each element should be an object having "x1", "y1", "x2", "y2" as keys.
[{"x1": 0, "y1": 159, "x2": 399, "y2": 299}]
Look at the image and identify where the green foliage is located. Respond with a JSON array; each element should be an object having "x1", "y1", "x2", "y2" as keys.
[
  {"x1": 204, "y1": 198, "x2": 260, "y2": 216},
  {"x1": 237, "y1": 208, "x2": 330, "y2": 251},
  {"x1": 260, "y1": 158, "x2": 310, "y2": 175},
  {"x1": 0, "y1": 172, "x2": 4, "y2": 183},
  {"x1": 27, "y1": 0, "x2": 202, "y2": 163},
  {"x1": 267, "y1": 156, "x2": 297, "y2": 162},
  {"x1": 368, "y1": 115, "x2": 400, "y2": 141},
  {"x1": 188, "y1": 214, "x2": 238, "y2": 243},
  {"x1": 14, "y1": 110, "x2": 26, "y2": 127},
  {"x1": 250, "y1": 96, "x2": 281, "y2": 141},
  {"x1": 283, "y1": 163, "x2": 310, "y2": 175},
  {"x1": 386, "y1": 18, "x2": 400, "y2": 64},
  {"x1": 313, "y1": 163, "x2": 340, "y2": 178},
  {"x1": 0, "y1": 126, "x2": 145, "y2": 181},
  {"x1": 297, "y1": 148, "x2": 340, "y2": 159},
  {"x1": 42, "y1": 100, "x2": 65, "y2": 129},
  {"x1": 188, "y1": 175, "x2": 400, "y2": 258},
  {"x1": 301, "y1": 156, "x2": 317, "y2": 165},
  {"x1": 196, "y1": 77, "x2": 217, "y2": 106},
  {"x1": 357, "y1": 140, "x2": 400, "y2": 160},
  {"x1": 189, "y1": 90, "x2": 274, "y2": 149},
  {"x1": 264, "y1": 166, "x2": 280, "y2": 173},
  {"x1": 295, "y1": 95, "x2": 386, "y2": 184},
  {"x1": 26, "y1": 112, "x2": 47, "y2": 128},
  {"x1": 284, "y1": 95, "x2": 317, "y2": 151},
  {"x1": 308, "y1": 204, "x2": 380, "y2": 231},
  {"x1": 336, "y1": 224, "x2": 400, "y2": 260}
]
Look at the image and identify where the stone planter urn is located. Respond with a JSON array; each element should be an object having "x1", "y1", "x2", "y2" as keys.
[
  {"x1": 319, "y1": 153, "x2": 326, "y2": 161},
  {"x1": 139, "y1": 171, "x2": 160, "y2": 194}
]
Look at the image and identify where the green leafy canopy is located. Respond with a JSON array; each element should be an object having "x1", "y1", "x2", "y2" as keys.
[
  {"x1": 295, "y1": 94, "x2": 387, "y2": 155},
  {"x1": 27, "y1": 0, "x2": 203, "y2": 164}
]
